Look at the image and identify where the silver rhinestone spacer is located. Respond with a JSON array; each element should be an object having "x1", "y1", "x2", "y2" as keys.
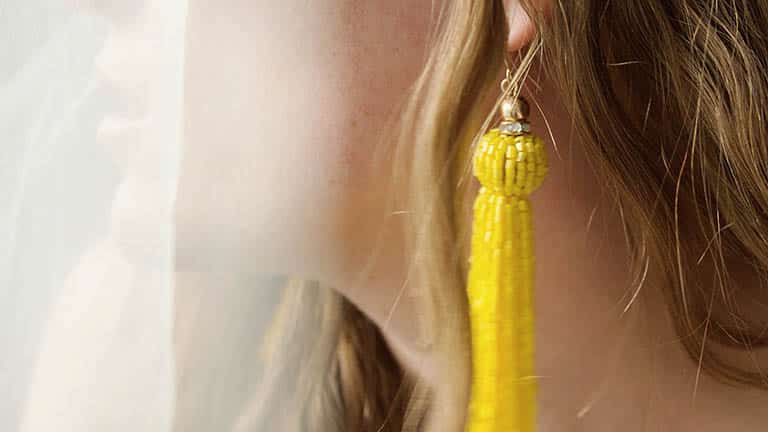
[{"x1": 499, "y1": 121, "x2": 530, "y2": 136}]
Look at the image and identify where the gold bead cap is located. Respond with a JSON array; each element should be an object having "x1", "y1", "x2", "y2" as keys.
[{"x1": 499, "y1": 96, "x2": 531, "y2": 136}]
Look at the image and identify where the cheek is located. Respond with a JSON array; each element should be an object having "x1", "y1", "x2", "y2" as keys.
[
  {"x1": 176, "y1": 1, "x2": 433, "y2": 275},
  {"x1": 333, "y1": 2, "x2": 434, "y2": 185}
]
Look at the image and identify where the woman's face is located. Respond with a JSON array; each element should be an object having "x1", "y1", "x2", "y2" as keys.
[{"x1": 176, "y1": 1, "x2": 435, "y2": 283}]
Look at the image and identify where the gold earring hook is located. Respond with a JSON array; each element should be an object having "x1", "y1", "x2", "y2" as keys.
[
  {"x1": 499, "y1": 51, "x2": 530, "y2": 129},
  {"x1": 501, "y1": 52, "x2": 517, "y2": 96}
]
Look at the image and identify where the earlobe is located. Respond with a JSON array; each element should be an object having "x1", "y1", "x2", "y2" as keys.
[
  {"x1": 505, "y1": 0, "x2": 550, "y2": 52},
  {"x1": 506, "y1": 3, "x2": 535, "y2": 51}
]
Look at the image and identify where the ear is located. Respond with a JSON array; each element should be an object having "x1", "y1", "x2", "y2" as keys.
[{"x1": 504, "y1": 0, "x2": 550, "y2": 52}]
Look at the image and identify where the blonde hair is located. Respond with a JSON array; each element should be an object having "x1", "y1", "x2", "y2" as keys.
[{"x1": 241, "y1": 0, "x2": 768, "y2": 430}]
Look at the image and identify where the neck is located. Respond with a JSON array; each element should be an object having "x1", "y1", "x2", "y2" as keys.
[{"x1": 536, "y1": 281, "x2": 768, "y2": 431}]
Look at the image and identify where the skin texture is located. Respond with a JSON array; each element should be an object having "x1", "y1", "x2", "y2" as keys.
[
  {"x1": 178, "y1": 1, "x2": 768, "y2": 430},
  {"x1": 178, "y1": 0, "x2": 431, "y2": 382}
]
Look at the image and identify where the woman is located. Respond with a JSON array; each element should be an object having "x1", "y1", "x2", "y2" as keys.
[
  {"x1": 177, "y1": 0, "x2": 768, "y2": 430},
  {"x1": 5, "y1": 0, "x2": 768, "y2": 431}
]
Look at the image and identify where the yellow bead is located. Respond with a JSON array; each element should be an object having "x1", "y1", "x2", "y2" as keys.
[{"x1": 472, "y1": 130, "x2": 547, "y2": 198}]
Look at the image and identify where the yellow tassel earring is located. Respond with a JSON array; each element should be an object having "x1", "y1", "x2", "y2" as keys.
[{"x1": 465, "y1": 65, "x2": 548, "y2": 432}]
